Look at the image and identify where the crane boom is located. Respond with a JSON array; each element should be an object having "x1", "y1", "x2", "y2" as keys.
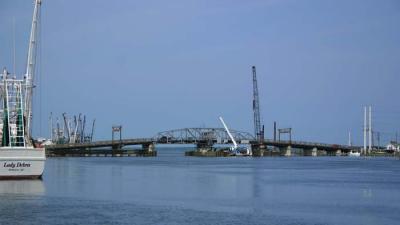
[
  {"x1": 90, "y1": 119, "x2": 96, "y2": 142},
  {"x1": 62, "y1": 113, "x2": 70, "y2": 141},
  {"x1": 252, "y1": 66, "x2": 264, "y2": 143},
  {"x1": 219, "y1": 117, "x2": 238, "y2": 150},
  {"x1": 24, "y1": 0, "x2": 42, "y2": 141}
]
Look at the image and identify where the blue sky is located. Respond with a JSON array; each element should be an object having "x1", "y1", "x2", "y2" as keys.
[{"x1": 0, "y1": 0, "x2": 399, "y2": 145}]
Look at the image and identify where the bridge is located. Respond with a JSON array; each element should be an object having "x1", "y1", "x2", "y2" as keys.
[
  {"x1": 262, "y1": 139, "x2": 354, "y2": 156},
  {"x1": 263, "y1": 139, "x2": 353, "y2": 151},
  {"x1": 45, "y1": 138, "x2": 155, "y2": 157},
  {"x1": 45, "y1": 127, "x2": 357, "y2": 157},
  {"x1": 154, "y1": 128, "x2": 254, "y2": 144}
]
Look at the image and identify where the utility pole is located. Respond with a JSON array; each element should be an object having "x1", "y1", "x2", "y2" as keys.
[
  {"x1": 369, "y1": 106, "x2": 372, "y2": 152},
  {"x1": 364, "y1": 106, "x2": 367, "y2": 154}
]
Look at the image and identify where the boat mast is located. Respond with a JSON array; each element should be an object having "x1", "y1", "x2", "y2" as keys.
[{"x1": 24, "y1": 0, "x2": 42, "y2": 142}]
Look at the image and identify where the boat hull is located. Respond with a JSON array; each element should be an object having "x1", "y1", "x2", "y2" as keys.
[
  {"x1": 0, "y1": 148, "x2": 45, "y2": 180},
  {"x1": 348, "y1": 152, "x2": 361, "y2": 157}
]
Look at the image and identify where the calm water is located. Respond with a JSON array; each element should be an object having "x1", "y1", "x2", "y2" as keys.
[{"x1": 1, "y1": 147, "x2": 399, "y2": 225}]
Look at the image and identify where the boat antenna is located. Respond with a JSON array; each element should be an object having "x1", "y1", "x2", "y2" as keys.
[{"x1": 13, "y1": 17, "x2": 16, "y2": 76}]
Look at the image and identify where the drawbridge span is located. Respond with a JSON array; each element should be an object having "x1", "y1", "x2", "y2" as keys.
[{"x1": 154, "y1": 128, "x2": 255, "y2": 144}]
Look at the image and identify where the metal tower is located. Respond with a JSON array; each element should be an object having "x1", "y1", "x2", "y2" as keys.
[{"x1": 252, "y1": 66, "x2": 264, "y2": 143}]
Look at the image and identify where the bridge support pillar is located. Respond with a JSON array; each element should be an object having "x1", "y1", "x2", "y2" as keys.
[
  {"x1": 143, "y1": 143, "x2": 155, "y2": 152},
  {"x1": 252, "y1": 144, "x2": 266, "y2": 157},
  {"x1": 281, "y1": 146, "x2": 291, "y2": 157},
  {"x1": 336, "y1": 149, "x2": 342, "y2": 156},
  {"x1": 312, "y1": 147, "x2": 317, "y2": 156},
  {"x1": 304, "y1": 147, "x2": 318, "y2": 156}
]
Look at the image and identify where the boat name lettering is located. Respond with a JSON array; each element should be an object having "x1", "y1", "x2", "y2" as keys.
[{"x1": 3, "y1": 162, "x2": 31, "y2": 168}]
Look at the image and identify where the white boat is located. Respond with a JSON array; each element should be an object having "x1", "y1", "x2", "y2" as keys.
[
  {"x1": 0, "y1": 0, "x2": 45, "y2": 179},
  {"x1": 231, "y1": 147, "x2": 252, "y2": 157},
  {"x1": 0, "y1": 148, "x2": 45, "y2": 179},
  {"x1": 348, "y1": 150, "x2": 361, "y2": 157}
]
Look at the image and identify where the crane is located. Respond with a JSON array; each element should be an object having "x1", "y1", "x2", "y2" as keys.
[
  {"x1": 90, "y1": 119, "x2": 96, "y2": 142},
  {"x1": 62, "y1": 113, "x2": 71, "y2": 142},
  {"x1": 219, "y1": 116, "x2": 238, "y2": 153},
  {"x1": 252, "y1": 66, "x2": 264, "y2": 143}
]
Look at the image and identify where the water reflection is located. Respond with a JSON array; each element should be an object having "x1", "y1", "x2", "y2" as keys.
[
  {"x1": 0, "y1": 180, "x2": 45, "y2": 195},
  {"x1": 1, "y1": 149, "x2": 399, "y2": 225}
]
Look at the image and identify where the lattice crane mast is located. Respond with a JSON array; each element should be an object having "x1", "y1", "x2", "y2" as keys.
[{"x1": 252, "y1": 66, "x2": 264, "y2": 143}]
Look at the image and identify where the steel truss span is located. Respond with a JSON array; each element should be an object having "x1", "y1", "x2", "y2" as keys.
[{"x1": 154, "y1": 128, "x2": 255, "y2": 144}]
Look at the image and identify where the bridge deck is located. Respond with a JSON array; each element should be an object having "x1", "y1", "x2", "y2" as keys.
[
  {"x1": 46, "y1": 137, "x2": 355, "y2": 152},
  {"x1": 46, "y1": 138, "x2": 153, "y2": 150},
  {"x1": 262, "y1": 139, "x2": 354, "y2": 151}
]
